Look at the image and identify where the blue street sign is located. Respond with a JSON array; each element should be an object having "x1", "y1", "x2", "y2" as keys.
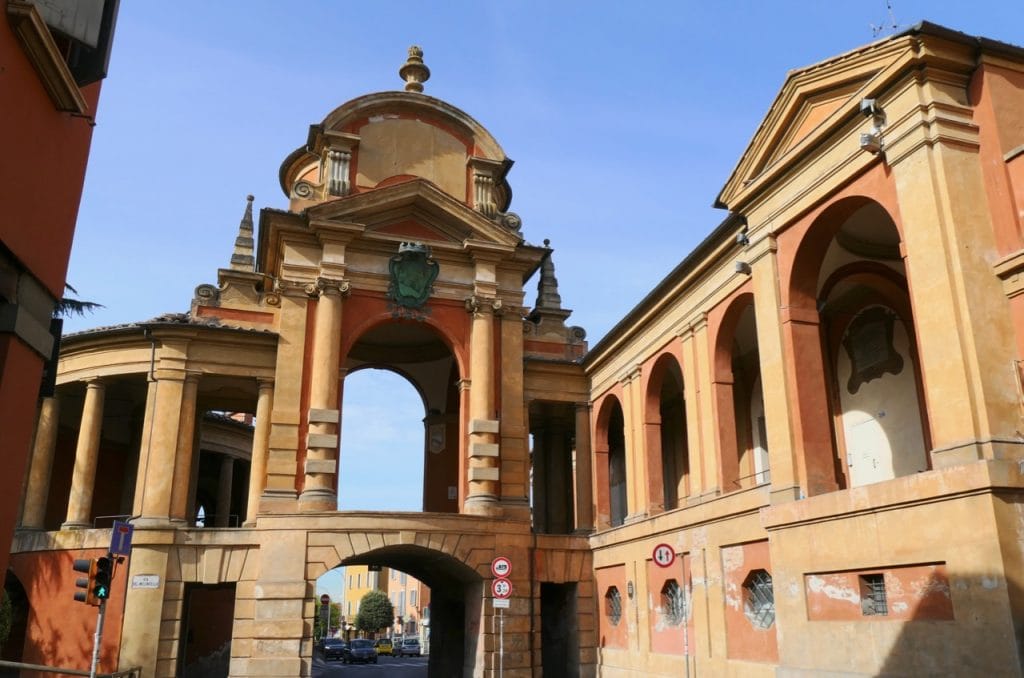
[{"x1": 110, "y1": 521, "x2": 134, "y2": 556}]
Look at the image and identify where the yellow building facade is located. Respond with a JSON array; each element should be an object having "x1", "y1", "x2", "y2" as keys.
[{"x1": 9, "y1": 24, "x2": 1024, "y2": 678}]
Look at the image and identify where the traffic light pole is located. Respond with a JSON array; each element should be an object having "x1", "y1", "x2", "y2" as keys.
[{"x1": 89, "y1": 597, "x2": 107, "y2": 678}]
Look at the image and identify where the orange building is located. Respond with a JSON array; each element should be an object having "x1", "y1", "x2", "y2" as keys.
[{"x1": 0, "y1": 0, "x2": 117, "y2": 609}]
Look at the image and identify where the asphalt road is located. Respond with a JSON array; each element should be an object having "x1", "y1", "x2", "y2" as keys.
[{"x1": 313, "y1": 654, "x2": 428, "y2": 677}]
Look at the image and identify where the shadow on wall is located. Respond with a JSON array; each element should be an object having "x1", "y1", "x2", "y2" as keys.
[{"x1": 875, "y1": 568, "x2": 1023, "y2": 677}]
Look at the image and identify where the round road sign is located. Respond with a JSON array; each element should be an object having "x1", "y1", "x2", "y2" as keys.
[
  {"x1": 320, "y1": 594, "x2": 330, "y2": 605},
  {"x1": 652, "y1": 543, "x2": 676, "y2": 568},
  {"x1": 492, "y1": 577, "x2": 512, "y2": 599},
  {"x1": 491, "y1": 556, "x2": 512, "y2": 578}
]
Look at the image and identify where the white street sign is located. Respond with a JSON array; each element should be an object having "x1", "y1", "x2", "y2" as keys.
[
  {"x1": 493, "y1": 598, "x2": 510, "y2": 608},
  {"x1": 131, "y1": 574, "x2": 160, "y2": 589}
]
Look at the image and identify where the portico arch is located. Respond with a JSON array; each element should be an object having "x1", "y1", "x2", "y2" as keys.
[{"x1": 784, "y1": 196, "x2": 928, "y2": 491}]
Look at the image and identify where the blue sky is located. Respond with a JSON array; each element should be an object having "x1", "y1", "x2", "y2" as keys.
[{"x1": 59, "y1": 2, "x2": 1020, "y2": 599}]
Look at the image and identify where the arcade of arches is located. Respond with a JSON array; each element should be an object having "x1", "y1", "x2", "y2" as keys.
[{"x1": 10, "y1": 27, "x2": 1024, "y2": 678}]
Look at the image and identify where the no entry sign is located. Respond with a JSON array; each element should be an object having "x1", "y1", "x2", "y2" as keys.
[{"x1": 652, "y1": 543, "x2": 676, "y2": 568}]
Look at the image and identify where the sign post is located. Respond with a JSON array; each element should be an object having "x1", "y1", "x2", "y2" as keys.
[
  {"x1": 490, "y1": 557, "x2": 512, "y2": 678},
  {"x1": 319, "y1": 594, "x2": 330, "y2": 640}
]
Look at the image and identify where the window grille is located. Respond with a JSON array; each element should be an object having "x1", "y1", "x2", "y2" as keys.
[
  {"x1": 743, "y1": 569, "x2": 775, "y2": 629},
  {"x1": 605, "y1": 586, "x2": 623, "y2": 626},
  {"x1": 860, "y1": 573, "x2": 888, "y2": 616},
  {"x1": 661, "y1": 579, "x2": 687, "y2": 626}
]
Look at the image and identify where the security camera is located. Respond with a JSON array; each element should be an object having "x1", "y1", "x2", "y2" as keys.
[
  {"x1": 860, "y1": 98, "x2": 879, "y2": 117},
  {"x1": 736, "y1": 231, "x2": 750, "y2": 246},
  {"x1": 860, "y1": 131, "x2": 883, "y2": 155},
  {"x1": 734, "y1": 261, "x2": 752, "y2": 275}
]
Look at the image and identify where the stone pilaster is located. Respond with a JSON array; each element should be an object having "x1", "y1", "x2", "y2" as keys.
[
  {"x1": 574, "y1": 402, "x2": 594, "y2": 532},
  {"x1": 63, "y1": 379, "x2": 105, "y2": 529},
  {"x1": 22, "y1": 395, "x2": 59, "y2": 529},
  {"x1": 619, "y1": 365, "x2": 644, "y2": 523}
]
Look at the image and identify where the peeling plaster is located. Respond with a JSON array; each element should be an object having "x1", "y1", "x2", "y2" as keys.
[
  {"x1": 806, "y1": 575, "x2": 860, "y2": 605},
  {"x1": 721, "y1": 546, "x2": 744, "y2": 573}
]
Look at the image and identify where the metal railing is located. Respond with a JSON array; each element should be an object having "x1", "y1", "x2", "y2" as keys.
[{"x1": 0, "y1": 660, "x2": 141, "y2": 677}]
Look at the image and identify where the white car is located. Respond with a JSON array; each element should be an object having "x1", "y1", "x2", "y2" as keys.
[{"x1": 396, "y1": 638, "x2": 421, "y2": 657}]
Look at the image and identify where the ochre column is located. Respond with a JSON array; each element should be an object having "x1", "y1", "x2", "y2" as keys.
[
  {"x1": 134, "y1": 341, "x2": 191, "y2": 526},
  {"x1": 22, "y1": 395, "x2": 60, "y2": 529},
  {"x1": 465, "y1": 295, "x2": 500, "y2": 515},
  {"x1": 679, "y1": 316, "x2": 714, "y2": 499},
  {"x1": 244, "y1": 378, "x2": 274, "y2": 526},
  {"x1": 300, "y1": 278, "x2": 346, "y2": 511},
  {"x1": 751, "y1": 237, "x2": 808, "y2": 502},
  {"x1": 63, "y1": 379, "x2": 105, "y2": 529},
  {"x1": 573, "y1": 402, "x2": 594, "y2": 532},
  {"x1": 215, "y1": 454, "x2": 234, "y2": 527},
  {"x1": 169, "y1": 373, "x2": 199, "y2": 523}
]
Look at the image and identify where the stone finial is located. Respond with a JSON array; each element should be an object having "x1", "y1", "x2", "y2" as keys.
[
  {"x1": 399, "y1": 45, "x2": 430, "y2": 93},
  {"x1": 534, "y1": 240, "x2": 565, "y2": 312},
  {"x1": 229, "y1": 194, "x2": 255, "y2": 271}
]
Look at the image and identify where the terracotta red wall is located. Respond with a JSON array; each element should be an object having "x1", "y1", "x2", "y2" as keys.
[
  {"x1": 0, "y1": 0, "x2": 102, "y2": 297},
  {"x1": 722, "y1": 540, "x2": 778, "y2": 663},
  {"x1": 805, "y1": 562, "x2": 953, "y2": 622},
  {"x1": 646, "y1": 552, "x2": 694, "y2": 655},
  {"x1": 10, "y1": 549, "x2": 127, "y2": 676},
  {"x1": 594, "y1": 564, "x2": 628, "y2": 650}
]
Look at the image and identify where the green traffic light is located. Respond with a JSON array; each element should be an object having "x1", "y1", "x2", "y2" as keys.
[{"x1": 94, "y1": 556, "x2": 112, "y2": 600}]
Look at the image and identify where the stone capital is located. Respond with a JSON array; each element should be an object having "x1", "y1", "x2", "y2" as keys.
[
  {"x1": 306, "y1": 277, "x2": 350, "y2": 298},
  {"x1": 465, "y1": 295, "x2": 501, "y2": 316}
]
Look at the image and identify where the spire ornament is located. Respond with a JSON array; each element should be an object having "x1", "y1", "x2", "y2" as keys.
[
  {"x1": 229, "y1": 194, "x2": 255, "y2": 271},
  {"x1": 399, "y1": 45, "x2": 430, "y2": 93}
]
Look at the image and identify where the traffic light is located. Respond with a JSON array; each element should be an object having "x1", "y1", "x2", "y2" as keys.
[
  {"x1": 72, "y1": 556, "x2": 113, "y2": 605},
  {"x1": 73, "y1": 558, "x2": 98, "y2": 606},
  {"x1": 93, "y1": 556, "x2": 112, "y2": 600}
]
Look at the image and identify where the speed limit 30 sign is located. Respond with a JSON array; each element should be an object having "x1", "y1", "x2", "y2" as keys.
[
  {"x1": 492, "y1": 577, "x2": 512, "y2": 599},
  {"x1": 652, "y1": 543, "x2": 676, "y2": 568}
]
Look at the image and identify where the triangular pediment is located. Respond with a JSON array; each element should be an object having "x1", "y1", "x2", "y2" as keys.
[
  {"x1": 307, "y1": 178, "x2": 522, "y2": 250},
  {"x1": 717, "y1": 34, "x2": 920, "y2": 210}
]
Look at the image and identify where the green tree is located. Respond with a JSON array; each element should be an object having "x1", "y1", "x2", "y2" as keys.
[{"x1": 355, "y1": 590, "x2": 394, "y2": 634}]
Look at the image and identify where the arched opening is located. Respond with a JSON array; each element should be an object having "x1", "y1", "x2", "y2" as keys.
[
  {"x1": 789, "y1": 198, "x2": 930, "y2": 490},
  {"x1": 312, "y1": 544, "x2": 482, "y2": 678},
  {"x1": 644, "y1": 354, "x2": 688, "y2": 512},
  {"x1": 594, "y1": 396, "x2": 628, "y2": 529},
  {"x1": 713, "y1": 294, "x2": 767, "y2": 492},
  {"x1": 341, "y1": 322, "x2": 460, "y2": 513},
  {"x1": 337, "y1": 369, "x2": 425, "y2": 511}
]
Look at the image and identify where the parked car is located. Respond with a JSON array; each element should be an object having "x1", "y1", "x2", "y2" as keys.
[
  {"x1": 322, "y1": 639, "x2": 347, "y2": 661},
  {"x1": 396, "y1": 638, "x2": 421, "y2": 657},
  {"x1": 343, "y1": 638, "x2": 378, "y2": 664},
  {"x1": 374, "y1": 638, "x2": 394, "y2": 656}
]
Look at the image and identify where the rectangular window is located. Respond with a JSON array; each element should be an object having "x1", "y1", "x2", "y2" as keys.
[
  {"x1": 860, "y1": 573, "x2": 888, "y2": 616},
  {"x1": 411, "y1": 590, "x2": 417, "y2": 606}
]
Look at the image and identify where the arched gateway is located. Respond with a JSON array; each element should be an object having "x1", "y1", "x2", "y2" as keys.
[{"x1": 13, "y1": 48, "x2": 592, "y2": 678}]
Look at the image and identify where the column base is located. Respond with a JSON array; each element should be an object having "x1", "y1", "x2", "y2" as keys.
[
  {"x1": 464, "y1": 494, "x2": 501, "y2": 516},
  {"x1": 131, "y1": 516, "x2": 176, "y2": 529},
  {"x1": 298, "y1": 488, "x2": 337, "y2": 512},
  {"x1": 769, "y1": 485, "x2": 802, "y2": 505},
  {"x1": 499, "y1": 498, "x2": 531, "y2": 521},
  {"x1": 60, "y1": 521, "x2": 91, "y2": 530}
]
